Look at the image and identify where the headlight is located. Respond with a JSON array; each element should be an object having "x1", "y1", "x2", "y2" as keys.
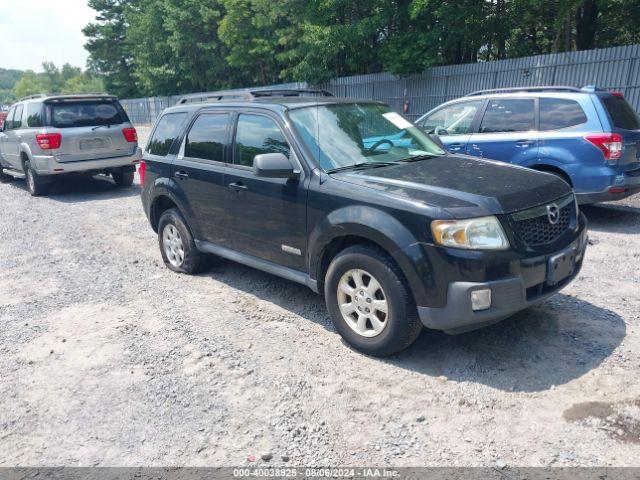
[{"x1": 431, "y1": 216, "x2": 509, "y2": 250}]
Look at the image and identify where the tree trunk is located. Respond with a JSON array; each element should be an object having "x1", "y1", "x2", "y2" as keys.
[{"x1": 576, "y1": 0, "x2": 598, "y2": 50}]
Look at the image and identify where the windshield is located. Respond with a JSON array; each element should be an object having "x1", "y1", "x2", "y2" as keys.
[{"x1": 288, "y1": 103, "x2": 445, "y2": 171}]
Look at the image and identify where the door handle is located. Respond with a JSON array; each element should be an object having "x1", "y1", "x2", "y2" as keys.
[
  {"x1": 516, "y1": 139, "x2": 535, "y2": 147},
  {"x1": 448, "y1": 142, "x2": 464, "y2": 150},
  {"x1": 228, "y1": 181, "x2": 247, "y2": 191},
  {"x1": 174, "y1": 171, "x2": 189, "y2": 179}
]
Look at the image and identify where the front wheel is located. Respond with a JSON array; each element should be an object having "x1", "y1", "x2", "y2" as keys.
[
  {"x1": 324, "y1": 245, "x2": 422, "y2": 357},
  {"x1": 158, "y1": 208, "x2": 209, "y2": 274},
  {"x1": 112, "y1": 168, "x2": 135, "y2": 187},
  {"x1": 24, "y1": 160, "x2": 49, "y2": 196}
]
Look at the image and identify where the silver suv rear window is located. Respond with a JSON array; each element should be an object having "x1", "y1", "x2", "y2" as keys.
[{"x1": 50, "y1": 101, "x2": 125, "y2": 128}]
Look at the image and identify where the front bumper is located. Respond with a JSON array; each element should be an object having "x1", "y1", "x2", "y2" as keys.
[
  {"x1": 32, "y1": 147, "x2": 142, "y2": 175},
  {"x1": 417, "y1": 226, "x2": 588, "y2": 333}
]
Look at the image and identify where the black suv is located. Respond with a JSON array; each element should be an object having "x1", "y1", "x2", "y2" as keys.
[{"x1": 140, "y1": 89, "x2": 588, "y2": 356}]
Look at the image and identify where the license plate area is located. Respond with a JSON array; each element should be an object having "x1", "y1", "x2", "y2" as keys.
[
  {"x1": 80, "y1": 138, "x2": 110, "y2": 150},
  {"x1": 546, "y1": 248, "x2": 576, "y2": 286}
]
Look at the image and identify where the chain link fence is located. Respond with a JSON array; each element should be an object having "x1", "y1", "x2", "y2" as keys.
[{"x1": 120, "y1": 44, "x2": 640, "y2": 124}]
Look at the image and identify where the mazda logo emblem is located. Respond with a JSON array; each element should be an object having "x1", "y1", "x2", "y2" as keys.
[{"x1": 546, "y1": 203, "x2": 560, "y2": 224}]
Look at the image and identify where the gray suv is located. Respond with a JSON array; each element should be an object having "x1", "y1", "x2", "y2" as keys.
[{"x1": 0, "y1": 94, "x2": 141, "y2": 196}]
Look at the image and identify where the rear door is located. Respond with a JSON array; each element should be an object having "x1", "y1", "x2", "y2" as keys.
[
  {"x1": 44, "y1": 98, "x2": 136, "y2": 162},
  {"x1": 419, "y1": 99, "x2": 484, "y2": 154},
  {"x1": 171, "y1": 110, "x2": 231, "y2": 245},
  {"x1": 599, "y1": 94, "x2": 640, "y2": 173},
  {"x1": 466, "y1": 98, "x2": 539, "y2": 165},
  {"x1": 223, "y1": 111, "x2": 307, "y2": 271}
]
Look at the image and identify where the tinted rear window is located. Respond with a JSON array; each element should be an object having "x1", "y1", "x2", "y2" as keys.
[
  {"x1": 603, "y1": 96, "x2": 640, "y2": 130},
  {"x1": 539, "y1": 98, "x2": 587, "y2": 130},
  {"x1": 50, "y1": 101, "x2": 125, "y2": 128},
  {"x1": 27, "y1": 103, "x2": 44, "y2": 127},
  {"x1": 147, "y1": 113, "x2": 188, "y2": 157}
]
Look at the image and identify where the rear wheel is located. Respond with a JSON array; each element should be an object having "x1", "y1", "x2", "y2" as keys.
[
  {"x1": 112, "y1": 168, "x2": 135, "y2": 187},
  {"x1": 24, "y1": 160, "x2": 49, "y2": 196},
  {"x1": 158, "y1": 208, "x2": 209, "y2": 274},
  {"x1": 324, "y1": 244, "x2": 422, "y2": 357}
]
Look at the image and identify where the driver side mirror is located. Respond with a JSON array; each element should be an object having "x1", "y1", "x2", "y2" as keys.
[{"x1": 253, "y1": 153, "x2": 297, "y2": 179}]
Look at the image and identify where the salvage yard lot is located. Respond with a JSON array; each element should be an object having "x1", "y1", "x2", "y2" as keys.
[{"x1": 1, "y1": 126, "x2": 639, "y2": 466}]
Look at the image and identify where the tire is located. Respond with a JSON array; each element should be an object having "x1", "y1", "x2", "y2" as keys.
[
  {"x1": 158, "y1": 208, "x2": 209, "y2": 274},
  {"x1": 0, "y1": 169, "x2": 13, "y2": 183},
  {"x1": 24, "y1": 160, "x2": 49, "y2": 196},
  {"x1": 112, "y1": 168, "x2": 135, "y2": 187},
  {"x1": 324, "y1": 244, "x2": 422, "y2": 357}
]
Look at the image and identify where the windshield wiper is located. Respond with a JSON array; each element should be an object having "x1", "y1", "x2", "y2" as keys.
[
  {"x1": 326, "y1": 161, "x2": 397, "y2": 173},
  {"x1": 91, "y1": 124, "x2": 112, "y2": 131},
  {"x1": 397, "y1": 154, "x2": 439, "y2": 163}
]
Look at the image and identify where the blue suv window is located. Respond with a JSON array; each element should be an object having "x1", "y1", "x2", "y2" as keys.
[
  {"x1": 540, "y1": 98, "x2": 587, "y2": 131},
  {"x1": 603, "y1": 96, "x2": 640, "y2": 130},
  {"x1": 422, "y1": 100, "x2": 483, "y2": 135},
  {"x1": 480, "y1": 99, "x2": 535, "y2": 133}
]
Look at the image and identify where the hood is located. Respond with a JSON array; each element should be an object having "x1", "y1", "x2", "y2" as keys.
[{"x1": 330, "y1": 155, "x2": 572, "y2": 217}]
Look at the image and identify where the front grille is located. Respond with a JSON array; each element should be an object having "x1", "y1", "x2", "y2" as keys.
[{"x1": 510, "y1": 195, "x2": 576, "y2": 248}]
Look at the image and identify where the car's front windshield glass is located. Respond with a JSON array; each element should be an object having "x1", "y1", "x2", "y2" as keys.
[{"x1": 288, "y1": 103, "x2": 445, "y2": 172}]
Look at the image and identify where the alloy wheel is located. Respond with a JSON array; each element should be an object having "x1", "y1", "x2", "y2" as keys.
[
  {"x1": 337, "y1": 268, "x2": 389, "y2": 338},
  {"x1": 162, "y1": 223, "x2": 185, "y2": 267}
]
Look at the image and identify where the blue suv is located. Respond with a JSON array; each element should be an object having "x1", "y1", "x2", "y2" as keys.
[{"x1": 417, "y1": 86, "x2": 640, "y2": 204}]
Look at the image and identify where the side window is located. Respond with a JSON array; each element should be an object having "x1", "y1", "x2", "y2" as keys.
[
  {"x1": 26, "y1": 103, "x2": 44, "y2": 128},
  {"x1": 234, "y1": 114, "x2": 290, "y2": 168},
  {"x1": 422, "y1": 100, "x2": 483, "y2": 135},
  {"x1": 479, "y1": 99, "x2": 535, "y2": 133},
  {"x1": 4, "y1": 107, "x2": 16, "y2": 130},
  {"x1": 147, "y1": 112, "x2": 188, "y2": 157},
  {"x1": 13, "y1": 105, "x2": 24, "y2": 129},
  {"x1": 184, "y1": 113, "x2": 229, "y2": 162},
  {"x1": 540, "y1": 98, "x2": 587, "y2": 131}
]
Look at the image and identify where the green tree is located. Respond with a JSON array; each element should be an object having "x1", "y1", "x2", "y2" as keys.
[
  {"x1": 12, "y1": 71, "x2": 47, "y2": 100},
  {"x1": 61, "y1": 73, "x2": 105, "y2": 94},
  {"x1": 83, "y1": 0, "x2": 140, "y2": 97}
]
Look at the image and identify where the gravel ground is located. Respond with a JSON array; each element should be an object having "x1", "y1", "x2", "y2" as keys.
[{"x1": 1, "y1": 125, "x2": 639, "y2": 467}]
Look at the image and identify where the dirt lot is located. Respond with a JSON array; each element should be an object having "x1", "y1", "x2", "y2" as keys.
[{"x1": 1, "y1": 125, "x2": 639, "y2": 467}]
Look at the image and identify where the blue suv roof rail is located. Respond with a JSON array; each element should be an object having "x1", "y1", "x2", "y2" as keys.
[
  {"x1": 178, "y1": 88, "x2": 334, "y2": 105},
  {"x1": 466, "y1": 86, "x2": 582, "y2": 97}
]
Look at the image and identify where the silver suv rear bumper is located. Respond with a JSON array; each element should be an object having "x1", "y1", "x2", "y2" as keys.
[{"x1": 32, "y1": 147, "x2": 142, "y2": 175}]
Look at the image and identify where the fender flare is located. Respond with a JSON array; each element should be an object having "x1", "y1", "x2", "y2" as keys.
[
  {"x1": 308, "y1": 206, "x2": 434, "y2": 306},
  {"x1": 148, "y1": 178, "x2": 202, "y2": 238}
]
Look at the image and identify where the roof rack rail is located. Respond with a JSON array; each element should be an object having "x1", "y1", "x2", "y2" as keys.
[
  {"x1": 466, "y1": 86, "x2": 582, "y2": 96},
  {"x1": 250, "y1": 88, "x2": 334, "y2": 98},
  {"x1": 177, "y1": 88, "x2": 334, "y2": 105},
  {"x1": 18, "y1": 93, "x2": 48, "y2": 102}
]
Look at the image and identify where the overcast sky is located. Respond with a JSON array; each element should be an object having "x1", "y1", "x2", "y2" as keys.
[{"x1": 0, "y1": 0, "x2": 97, "y2": 72}]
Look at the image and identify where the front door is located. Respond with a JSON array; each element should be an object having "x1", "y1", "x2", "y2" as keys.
[
  {"x1": 466, "y1": 98, "x2": 539, "y2": 166},
  {"x1": 224, "y1": 112, "x2": 307, "y2": 271},
  {"x1": 1, "y1": 105, "x2": 22, "y2": 169}
]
